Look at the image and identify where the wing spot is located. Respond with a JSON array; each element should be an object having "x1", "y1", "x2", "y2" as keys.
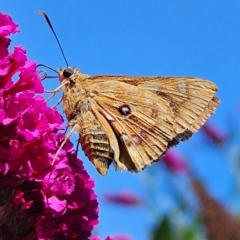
[
  {"x1": 156, "y1": 91, "x2": 168, "y2": 97},
  {"x1": 151, "y1": 109, "x2": 158, "y2": 118},
  {"x1": 132, "y1": 134, "x2": 142, "y2": 145},
  {"x1": 121, "y1": 133, "x2": 131, "y2": 146},
  {"x1": 140, "y1": 130, "x2": 148, "y2": 139},
  {"x1": 92, "y1": 90, "x2": 98, "y2": 94},
  {"x1": 119, "y1": 104, "x2": 131, "y2": 115},
  {"x1": 105, "y1": 114, "x2": 115, "y2": 121},
  {"x1": 178, "y1": 80, "x2": 187, "y2": 93},
  {"x1": 169, "y1": 101, "x2": 179, "y2": 114}
]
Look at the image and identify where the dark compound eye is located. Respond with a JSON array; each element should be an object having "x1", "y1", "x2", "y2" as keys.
[{"x1": 63, "y1": 67, "x2": 74, "y2": 78}]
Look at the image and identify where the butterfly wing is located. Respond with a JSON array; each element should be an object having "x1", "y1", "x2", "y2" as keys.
[
  {"x1": 87, "y1": 80, "x2": 171, "y2": 172},
  {"x1": 136, "y1": 76, "x2": 219, "y2": 145},
  {"x1": 90, "y1": 75, "x2": 219, "y2": 138},
  {"x1": 87, "y1": 76, "x2": 219, "y2": 172}
]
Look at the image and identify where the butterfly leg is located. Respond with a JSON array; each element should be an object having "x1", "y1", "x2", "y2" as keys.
[
  {"x1": 45, "y1": 80, "x2": 68, "y2": 102},
  {"x1": 74, "y1": 136, "x2": 81, "y2": 170},
  {"x1": 52, "y1": 95, "x2": 64, "y2": 108},
  {"x1": 51, "y1": 123, "x2": 78, "y2": 166}
]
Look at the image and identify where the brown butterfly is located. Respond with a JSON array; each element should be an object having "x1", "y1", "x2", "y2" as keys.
[
  {"x1": 56, "y1": 68, "x2": 219, "y2": 175},
  {"x1": 38, "y1": 12, "x2": 219, "y2": 175}
]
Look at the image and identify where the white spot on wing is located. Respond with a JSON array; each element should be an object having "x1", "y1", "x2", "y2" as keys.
[
  {"x1": 121, "y1": 134, "x2": 129, "y2": 141},
  {"x1": 121, "y1": 133, "x2": 131, "y2": 145},
  {"x1": 105, "y1": 114, "x2": 115, "y2": 121},
  {"x1": 178, "y1": 80, "x2": 186, "y2": 93},
  {"x1": 122, "y1": 106, "x2": 129, "y2": 112},
  {"x1": 132, "y1": 135, "x2": 141, "y2": 145}
]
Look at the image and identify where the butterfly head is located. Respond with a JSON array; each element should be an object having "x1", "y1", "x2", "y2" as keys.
[{"x1": 58, "y1": 67, "x2": 78, "y2": 82}]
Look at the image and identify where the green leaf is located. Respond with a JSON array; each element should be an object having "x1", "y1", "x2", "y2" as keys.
[
  {"x1": 152, "y1": 216, "x2": 172, "y2": 240},
  {"x1": 181, "y1": 228, "x2": 197, "y2": 240}
]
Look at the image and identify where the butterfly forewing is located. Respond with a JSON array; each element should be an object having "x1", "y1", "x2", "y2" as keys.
[{"x1": 138, "y1": 77, "x2": 219, "y2": 133}]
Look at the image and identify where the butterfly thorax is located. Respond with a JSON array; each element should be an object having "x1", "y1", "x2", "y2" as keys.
[{"x1": 58, "y1": 68, "x2": 91, "y2": 121}]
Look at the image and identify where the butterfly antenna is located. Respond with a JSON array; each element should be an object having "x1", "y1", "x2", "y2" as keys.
[
  {"x1": 37, "y1": 64, "x2": 58, "y2": 74},
  {"x1": 37, "y1": 11, "x2": 69, "y2": 66}
]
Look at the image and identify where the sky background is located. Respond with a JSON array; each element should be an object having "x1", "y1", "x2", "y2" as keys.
[{"x1": 1, "y1": 1, "x2": 240, "y2": 239}]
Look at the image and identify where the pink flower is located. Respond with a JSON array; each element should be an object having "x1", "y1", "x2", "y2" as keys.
[
  {"x1": 162, "y1": 150, "x2": 188, "y2": 173},
  {"x1": 104, "y1": 191, "x2": 141, "y2": 206},
  {"x1": 201, "y1": 121, "x2": 226, "y2": 145},
  {"x1": 0, "y1": 12, "x2": 98, "y2": 240},
  {"x1": 0, "y1": 12, "x2": 18, "y2": 36}
]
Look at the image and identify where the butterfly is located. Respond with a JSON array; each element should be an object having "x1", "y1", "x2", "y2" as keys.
[
  {"x1": 38, "y1": 12, "x2": 219, "y2": 175},
  {"x1": 55, "y1": 67, "x2": 219, "y2": 175}
]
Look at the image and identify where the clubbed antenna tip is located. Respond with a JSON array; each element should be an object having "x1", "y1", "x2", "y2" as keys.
[{"x1": 37, "y1": 11, "x2": 69, "y2": 66}]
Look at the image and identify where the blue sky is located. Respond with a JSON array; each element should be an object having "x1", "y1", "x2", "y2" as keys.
[{"x1": 2, "y1": 1, "x2": 240, "y2": 239}]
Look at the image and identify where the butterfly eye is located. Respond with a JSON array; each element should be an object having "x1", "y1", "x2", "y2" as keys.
[{"x1": 63, "y1": 67, "x2": 74, "y2": 78}]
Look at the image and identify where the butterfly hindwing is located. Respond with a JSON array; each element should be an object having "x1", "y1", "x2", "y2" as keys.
[{"x1": 89, "y1": 80, "x2": 175, "y2": 172}]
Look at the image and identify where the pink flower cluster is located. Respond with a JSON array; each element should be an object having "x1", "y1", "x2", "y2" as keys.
[{"x1": 0, "y1": 12, "x2": 98, "y2": 239}]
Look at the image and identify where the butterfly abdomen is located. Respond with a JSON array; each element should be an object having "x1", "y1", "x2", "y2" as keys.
[
  {"x1": 80, "y1": 128, "x2": 114, "y2": 176},
  {"x1": 64, "y1": 92, "x2": 115, "y2": 175}
]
